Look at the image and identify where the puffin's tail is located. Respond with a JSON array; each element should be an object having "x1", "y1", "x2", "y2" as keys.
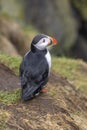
[{"x1": 21, "y1": 83, "x2": 41, "y2": 101}]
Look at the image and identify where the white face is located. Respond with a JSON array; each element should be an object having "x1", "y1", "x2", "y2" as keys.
[{"x1": 34, "y1": 37, "x2": 51, "y2": 50}]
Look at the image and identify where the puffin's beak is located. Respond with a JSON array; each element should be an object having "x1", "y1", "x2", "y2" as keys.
[{"x1": 49, "y1": 36, "x2": 58, "y2": 45}]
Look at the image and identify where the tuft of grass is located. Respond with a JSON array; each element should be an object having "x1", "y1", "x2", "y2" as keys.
[
  {"x1": 0, "y1": 89, "x2": 21, "y2": 104},
  {"x1": 0, "y1": 53, "x2": 22, "y2": 75}
]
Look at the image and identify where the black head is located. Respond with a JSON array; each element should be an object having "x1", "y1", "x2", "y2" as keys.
[
  {"x1": 31, "y1": 34, "x2": 47, "y2": 45},
  {"x1": 31, "y1": 34, "x2": 58, "y2": 52}
]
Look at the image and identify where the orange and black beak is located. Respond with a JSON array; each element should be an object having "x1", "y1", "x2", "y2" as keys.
[{"x1": 49, "y1": 36, "x2": 58, "y2": 46}]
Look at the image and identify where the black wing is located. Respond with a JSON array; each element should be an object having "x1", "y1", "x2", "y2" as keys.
[{"x1": 20, "y1": 53, "x2": 49, "y2": 100}]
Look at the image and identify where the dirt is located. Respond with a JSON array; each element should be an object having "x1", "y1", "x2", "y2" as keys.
[
  {"x1": 0, "y1": 63, "x2": 87, "y2": 130},
  {"x1": 0, "y1": 63, "x2": 19, "y2": 91}
]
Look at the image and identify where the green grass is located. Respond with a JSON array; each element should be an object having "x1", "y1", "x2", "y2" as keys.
[
  {"x1": 0, "y1": 89, "x2": 21, "y2": 104},
  {"x1": 0, "y1": 53, "x2": 21, "y2": 103},
  {"x1": 52, "y1": 57, "x2": 79, "y2": 78},
  {"x1": 52, "y1": 56, "x2": 87, "y2": 94},
  {"x1": 0, "y1": 53, "x2": 22, "y2": 75}
]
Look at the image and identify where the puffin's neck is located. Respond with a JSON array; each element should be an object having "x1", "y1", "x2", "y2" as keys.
[{"x1": 31, "y1": 44, "x2": 47, "y2": 55}]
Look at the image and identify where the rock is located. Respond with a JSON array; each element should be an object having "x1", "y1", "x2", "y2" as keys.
[
  {"x1": 0, "y1": 18, "x2": 29, "y2": 56},
  {"x1": 0, "y1": 35, "x2": 19, "y2": 56}
]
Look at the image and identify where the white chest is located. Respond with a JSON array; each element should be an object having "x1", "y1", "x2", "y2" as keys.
[{"x1": 45, "y1": 51, "x2": 51, "y2": 70}]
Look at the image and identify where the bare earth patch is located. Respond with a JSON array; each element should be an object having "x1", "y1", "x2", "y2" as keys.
[
  {"x1": 0, "y1": 63, "x2": 87, "y2": 130},
  {"x1": 0, "y1": 63, "x2": 19, "y2": 91}
]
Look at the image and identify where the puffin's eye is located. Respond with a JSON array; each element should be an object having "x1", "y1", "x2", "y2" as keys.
[{"x1": 43, "y1": 39, "x2": 45, "y2": 42}]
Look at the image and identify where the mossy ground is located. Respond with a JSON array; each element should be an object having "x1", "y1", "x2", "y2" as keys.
[
  {"x1": 0, "y1": 53, "x2": 21, "y2": 75},
  {"x1": 52, "y1": 56, "x2": 87, "y2": 94},
  {"x1": 0, "y1": 53, "x2": 87, "y2": 130},
  {"x1": 0, "y1": 53, "x2": 87, "y2": 103}
]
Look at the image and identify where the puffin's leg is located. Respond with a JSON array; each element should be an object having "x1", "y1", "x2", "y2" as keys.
[
  {"x1": 40, "y1": 83, "x2": 48, "y2": 93},
  {"x1": 40, "y1": 88, "x2": 47, "y2": 93}
]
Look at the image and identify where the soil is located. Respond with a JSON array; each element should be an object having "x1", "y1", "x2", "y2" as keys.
[
  {"x1": 0, "y1": 62, "x2": 87, "y2": 130},
  {"x1": 0, "y1": 63, "x2": 19, "y2": 91}
]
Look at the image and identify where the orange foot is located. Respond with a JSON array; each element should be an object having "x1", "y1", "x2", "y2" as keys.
[{"x1": 40, "y1": 89, "x2": 47, "y2": 93}]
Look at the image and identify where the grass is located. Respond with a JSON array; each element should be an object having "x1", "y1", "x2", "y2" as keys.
[
  {"x1": 0, "y1": 53, "x2": 21, "y2": 103},
  {"x1": 0, "y1": 52, "x2": 21, "y2": 75},
  {"x1": 0, "y1": 53, "x2": 87, "y2": 130},
  {"x1": 0, "y1": 89, "x2": 21, "y2": 104},
  {"x1": 0, "y1": 121, "x2": 7, "y2": 130},
  {"x1": 52, "y1": 56, "x2": 87, "y2": 94},
  {"x1": 52, "y1": 56, "x2": 80, "y2": 78},
  {"x1": 0, "y1": 110, "x2": 11, "y2": 130}
]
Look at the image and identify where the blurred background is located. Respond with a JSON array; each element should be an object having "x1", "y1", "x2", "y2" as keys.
[{"x1": 0, "y1": 0, "x2": 87, "y2": 61}]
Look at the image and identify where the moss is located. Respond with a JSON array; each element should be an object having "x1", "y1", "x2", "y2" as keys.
[
  {"x1": 52, "y1": 56, "x2": 87, "y2": 94},
  {"x1": 52, "y1": 57, "x2": 79, "y2": 78},
  {"x1": 0, "y1": 89, "x2": 21, "y2": 104},
  {"x1": 0, "y1": 53, "x2": 22, "y2": 75}
]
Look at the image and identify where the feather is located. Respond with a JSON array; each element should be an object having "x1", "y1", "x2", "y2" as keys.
[{"x1": 20, "y1": 51, "x2": 49, "y2": 100}]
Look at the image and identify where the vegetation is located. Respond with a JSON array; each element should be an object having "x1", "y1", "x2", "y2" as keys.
[
  {"x1": 52, "y1": 57, "x2": 87, "y2": 94},
  {"x1": 0, "y1": 89, "x2": 20, "y2": 104},
  {"x1": 0, "y1": 53, "x2": 87, "y2": 105},
  {"x1": 0, "y1": 53, "x2": 21, "y2": 104},
  {"x1": 0, "y1": 53, "x2": 21, "y2": 75},
  {"x1": 0, "y1": 53, "x2": 87, "y2": 130}
]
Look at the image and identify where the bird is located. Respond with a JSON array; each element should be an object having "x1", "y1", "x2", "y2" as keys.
[{"x1": 20, "y1": 34, "x2": 57, "y2": 101}]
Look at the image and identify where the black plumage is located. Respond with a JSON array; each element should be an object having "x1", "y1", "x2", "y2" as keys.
[
  {"x1": 20, "y1": 34, "x2": 57, "y2": 101},
  {"x1": 20, "y1": 35, "x2": 49, "y2": 100}
]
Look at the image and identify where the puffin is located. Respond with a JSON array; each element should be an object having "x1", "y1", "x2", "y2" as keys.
[{"x1": 20, "y1": 34, "x2": 57, "y2": 100}]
